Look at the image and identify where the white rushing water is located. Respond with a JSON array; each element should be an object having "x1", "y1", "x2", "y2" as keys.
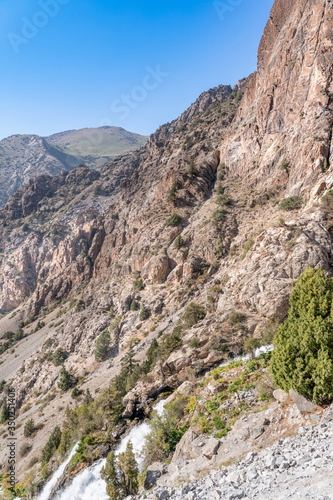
[
  {"x1": 219, "y1": 344, "x2": 274, "y2": 367},
  {"x1": 39, "y1": 398, "x2": 167, "y2": 500},
  {"x1": 37, "y1": 347, "x2": 274, "y2": 500},
  {"x1": 36, "y1": 443, "x2": 79, "y2": 500}
]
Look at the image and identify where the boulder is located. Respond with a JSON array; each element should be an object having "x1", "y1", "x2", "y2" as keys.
[
  {"x1": 142, "y1": 255, "x2": 170, "y2": 284},
  {"x1": 172, "y1": 429, "x2": 198, "y2": 462},
  {"x1": 144, "y1": 462, "x2": 167, "y2": 490},
  {"x1": 273, "y1": 389, "x2": 288, "y2": 403},
  {"x1": 202, "y1": 438, "x2": 221, "y2": 459},
  {"x1": 289, "y1": 389, "x2": 316, "y2": 414}
]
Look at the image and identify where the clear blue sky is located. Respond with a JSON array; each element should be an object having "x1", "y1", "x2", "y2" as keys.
[{"x1": 0, "y1": 0, "x2": 274, "y2": 140}]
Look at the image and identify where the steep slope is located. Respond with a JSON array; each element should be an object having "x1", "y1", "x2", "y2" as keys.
[{"x1": 0, "y1": 0, "x2": 332, "y2": 494}]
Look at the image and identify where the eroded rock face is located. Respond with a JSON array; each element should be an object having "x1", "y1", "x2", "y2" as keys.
[
  {"x1": 221, "y1": 0, "x2": 333, "y2": 199},
  {"x1": 142, "y1": 255, "x2": 170, "y2": 284}
]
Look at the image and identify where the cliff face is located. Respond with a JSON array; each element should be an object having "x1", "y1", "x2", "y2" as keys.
[
  {"x1": 222, "y1": 0, "x2": 333, "y2": 196},
  {"x1": 0, "y1": 0, "x2": 333, "y2": 485}
]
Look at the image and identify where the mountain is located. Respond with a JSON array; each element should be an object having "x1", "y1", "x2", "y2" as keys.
[
  {"x1": 0, "y1": 127, "x2": 148, "y2": 208},
  {"x1": 0, "y1": 0, "x2": 332, "y2": 496},
  {"x1": 46, "y1": 126, "x2": 148, "y2": 169}
]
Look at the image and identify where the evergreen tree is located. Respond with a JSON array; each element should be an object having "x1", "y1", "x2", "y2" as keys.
[
  {"x1": 58, "y1": 429, "x2": 72, "y2": 456},
  {"x1": 41, "y1": 426, "x2": 61, "y2": 465},
  {"x1": 101, "y1": 451, "x2": 124, "y2": 500},
  {"x1": 58, "y1": 366, "x2": 77, "y2": 391},
  {"x1": 121, "y1": 347, "x2": 138, "y2": 378},
  {"x1": 95, "y1": 330, "x2": 111, "y2": 361},
  {"x1": 118, "y1": 441, "x2": 139, "y2": 496},
  {"x1": 23, "y1": 418, "x2": 35, "y2": 438},
  {"x1": 139, "y1": 303, "x2": 149, "y2": 321},
  {"x1": 130, "y1": 300, "x2": 139, "y2": 311},
  {"x1": 174, "y1": 235, "x2": 184, "y2": 250},
  {"x1": 0, "y1": 398, "x2": 9, "y2": 423},
  {"x1": 83, "y1": 388, "x2": 94, "y2": 406},
  {"x1": 271, "y1": 267, "x2": 333, "y2": 404}
]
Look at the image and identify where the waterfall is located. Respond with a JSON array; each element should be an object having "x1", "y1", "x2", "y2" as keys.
[
  {"x1": 36, "y1": 443, "x2": 79, "y2": 500},
  {"x1": 42, "y1": 398, "x2": 167, "y2": 500}
]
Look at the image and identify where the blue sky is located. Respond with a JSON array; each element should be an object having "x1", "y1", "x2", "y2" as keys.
[{"x1": 0, "y1": 0, "x2": 274, "y2": 140}]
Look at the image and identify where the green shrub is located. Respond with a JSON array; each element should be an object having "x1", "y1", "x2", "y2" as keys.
[
  {"x1": 162, "y1": 333, "x2": 182, "y2": 358},
  {"x1": 214, "y1": 235, "x2": 224, "y2": 259},
  {"x1": 189, "y1": 337, "x2": 200, "y2": 349},
  {"x1": 279, "y1": 196, "x2": 303, "y2": 211},
  {"x1": 188, "y1": 160, "x2": 198, "y2": 176},
  {"x1": 174, "y1": 235, "x2": 184, "y2": 250},
  {"x1": 271, "y1": 268, "x2": 333, "y2": 404},
  {"x1": 280, "y1": 158, "x2": 289, "y2": 171},
  {"x1": 229, "y1": 311, "x2": 247, "y2": 325},
  {"x1": 216, "y1": 194, "x2": 232, "y2": 206},
  {"x1": 183, "y1": 302, "x2": 206, "y2": 328},
  {"x1": 212, "y1": 209, "x2": 227, "y2": 226},
  {"x1": 165, "y1": 214, "x2": 182, "y2": 227}
]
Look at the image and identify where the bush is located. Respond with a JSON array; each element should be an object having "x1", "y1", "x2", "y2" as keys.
[
  {"x1": 28, "y1": 456, "x2": 39, "y2": 469},
  {"x1": 189, "y1": 337, "x2": 200, "y2": 349},
  {"x1": 271, "y1": 268, "x2": 333, "y2": 404},
  {"x1": 279, "y1": 196, "x2": 303, "y2": 211},
  {"x1": 280, "y1": 158, "x2": 289, "y2": 171},
  {"x1": 212, "y1": 209, "x2": 227, "y2": 226},
  {"x1": 165, "y1": 214, "x2": 182, "y2": 227},
  {"x1": 162, "y1": 332, "x2": 182, "y2": 358},
  {"x1": 216, "y1": 194, "x2": 232, "y2": 206},
  {"x1": 19, "y1": 442, "x2": 32, "y2": 457},
  {"x1": 95, "y1": 330, "x2": 111, "y2": 362},
  {"x1": 183, "y1": 303, "x2": 206, "y2": 328},
  {"x1": 174, "y1": 235, "x2": 184, "y2": 250},
  {"x1": 229, "y1": 311, "x2": 247, "y2": 325}
]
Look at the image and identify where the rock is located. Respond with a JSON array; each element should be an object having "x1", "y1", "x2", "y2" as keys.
[
  {"x1": 289, "y1": 389, "x2": 316, "y2": 414},
  {"x1": 250, "y1": 426, "x2": 265, "y2": 439},
  {"x1": 273, "y1": 389, "x2": 288, "y2": 403},
  {"x1": 144, "y1": 462, "x2": 167, "y2": 490},
  {"x1": 141, "y1": 255, "x2": 170, "y2": 284},
  {"x1": 157, "y1": 490, "x2": 170, "y2": 500},
  {"x1": 172, "y1": 429, "x2": 198, "y2": 462},
  {"x1": 227, "y1": 489, "x2": 244, "y2": 499},
  {"x1": 202, "y1": 438, "x2": 221, "y2": 459}
]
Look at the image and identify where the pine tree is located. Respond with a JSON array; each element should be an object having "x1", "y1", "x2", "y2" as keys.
[
  {"x1": 139, "y1": 303, "x2": 149, "y2": 321},
  {"x1": 83, "y1": 388, "x2": 93, "y2": 406},
  {"x1": 271, "y1": 267, "x2": 333, "y2": 404},
  {"x1": 58, "y1": 366, "x2": 77, "y2": 391},
  {"x1": 95, "y1": 330, "x2": 111, "y2": 361},
  {"x1": 23, "y1": 418, "x2": 35, "y2": 438},
  {"x1": 121, "y1": 347, "x2": 138, "y2": 378},
  {"x1": 118, "y1": 441, "x2": 139, "y2": 496},
  {"x1": 101, "y1": 451, "x2": 124, "y2": 500},
  {"x1": 0, "y1": 398, "x2": 9, "y2": 423},
  {"x1": 130, "y1": 300, "x2": 139, "y2": 311}
]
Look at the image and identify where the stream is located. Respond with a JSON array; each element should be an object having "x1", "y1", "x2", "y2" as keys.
[{"x1": 37, "y1": 346, "x2": 273, "y2": 499}]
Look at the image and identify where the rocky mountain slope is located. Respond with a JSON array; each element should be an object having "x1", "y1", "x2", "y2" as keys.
[
  {"x1": 0, "y1": 127, "x2": 148, "y2": 208},
  {"x1": 0, "y1": 0, "x2": 332, "y2": 497}
]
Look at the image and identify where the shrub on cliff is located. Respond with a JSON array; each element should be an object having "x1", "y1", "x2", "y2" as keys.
[
  {"x1": 183, "y1": 302, "x2": 206, "y2": 328},
  {"x1": 271, "y1": 268, "x2": 333, "y2": 404},
  {"x1": 58, "y1": 366, "x2": 77, "y2": 391},
  {"x1": 165, "y1": 213, "x2": 182, "y2": 226},
  {"x1": 279, "y1": 196, "x2": 303, "y2": 211}
]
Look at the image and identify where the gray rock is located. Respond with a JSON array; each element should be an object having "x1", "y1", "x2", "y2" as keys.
[
  {"x1": 273, "y1": 389, "x2": 289, "y2": 403},
  {"x1": 202, "y1": 438, "x2": 221, "y2": 459},
  {"x1": 144, "y1": 462, "x2": 167, "y2": 490},
  {"x1": 227, "y1": 489, "x2": 244, "y2": 499},
  {"x1": 289, "y1": 389, "x2": 316, "y2": 413}
]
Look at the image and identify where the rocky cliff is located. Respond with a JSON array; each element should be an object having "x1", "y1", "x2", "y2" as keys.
[{"x1": 0, "y1": 0, "x2": 332, "y2": 494}]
